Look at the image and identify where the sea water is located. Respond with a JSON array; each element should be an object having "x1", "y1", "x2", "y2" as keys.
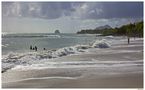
[
  {"x1": 2, "y1": 33, "x2": 99, "y2": 72},
  {"x1": 2, "y1": 33, "x2": 143, "y2": 74},
  {"x1": 2, "y1": 33, "x2": 98, "y2": 55}
]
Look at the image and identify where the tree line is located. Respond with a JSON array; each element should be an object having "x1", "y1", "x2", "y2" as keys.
[{"x1": 77, "y1": 21, "x2": 143, "y2": 37}]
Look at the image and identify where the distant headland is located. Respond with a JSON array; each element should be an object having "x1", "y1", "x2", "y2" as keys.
[
  {"x1": 55, "y1": 30, "x2": 60, "y2": 34},
  {"x1": 76, "y1": 21, "x2": 143, "y2": 38}
]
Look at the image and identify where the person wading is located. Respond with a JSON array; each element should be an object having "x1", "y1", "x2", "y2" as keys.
[
  {"x1": 34, "y1": 46, "x2": 37, "y2": 51},
  {"x1": 30, "y1": 45, "x2": 33, "y2": 50}
]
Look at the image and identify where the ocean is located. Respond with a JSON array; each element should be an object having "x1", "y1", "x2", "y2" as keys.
[
  {"x1": 2, "y1": 33, "x2": 142, "y2": 75},
  {"x1": 2, "y1": 33, "x2": 105, "y2": 72},
  {"x1": 2, "y1": 33, "x2": 97, "y2": 55}
]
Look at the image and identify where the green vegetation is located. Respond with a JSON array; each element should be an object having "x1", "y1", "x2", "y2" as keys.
[{"x1": 77, "y1": 21, "x2": 143, "y2": 37}]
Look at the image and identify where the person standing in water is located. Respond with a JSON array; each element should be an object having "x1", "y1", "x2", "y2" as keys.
[
  {"x1": 30, "y1": 45, "x2": 33, "y2": 50},
  {"x1": 43, "y1": 48, "x2": 46, "y2": 50},
  {"x1": 34, "y1": 46, "x2": 37, "y2": 51}
]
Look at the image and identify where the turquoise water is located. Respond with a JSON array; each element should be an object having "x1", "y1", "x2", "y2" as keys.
[
  {"x1": 2, "y1": 33, "x2": 97, "y2": 55},
  {"x1": 3, "y1": 33, "x2": 142, "y2": 74}
]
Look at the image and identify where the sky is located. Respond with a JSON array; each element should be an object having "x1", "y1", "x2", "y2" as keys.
[{"x1": 2, "y1": 2, "x2": 143, "y2": 33}]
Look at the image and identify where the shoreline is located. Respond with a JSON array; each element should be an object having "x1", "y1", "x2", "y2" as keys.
[{"x1": 2, "y1": 38, "x2": 143, "y2": 88}]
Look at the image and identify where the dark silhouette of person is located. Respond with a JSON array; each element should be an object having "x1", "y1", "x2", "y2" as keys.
[
  {"x1": 30, "y1": 45, "x2": 33, "y2": 50},
  {"x1": 34, "y1": 46, "x2": 37, "y2": 51},
  {"x1": 43, "y1": 48, "x2": 46, "y2": 50}
]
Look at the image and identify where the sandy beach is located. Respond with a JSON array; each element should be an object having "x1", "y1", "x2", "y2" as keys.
[
  {"x1": 2, "y1": 38, "x2": 143, "y2": 88},
  {"x1": 2, "y1": 1, "x2": 143, "y2": 88}
]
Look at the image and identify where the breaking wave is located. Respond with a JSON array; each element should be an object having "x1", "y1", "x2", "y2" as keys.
[
  {"x1": 2, "y1": 39, "x2": 111, "y2": 73},
  {"x1": 92, "y1": 39, "x2": 110, "y2": 48}
]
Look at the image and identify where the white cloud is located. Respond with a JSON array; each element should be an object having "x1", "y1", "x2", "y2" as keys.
[
  {"x1": 2, "y1": 2, "x2": 143, "y2": 20},
  {"x1": 2, "y1": 2, "x2": 143, "y2": 33},
  {"x1": 89, "y1": 10, "x2": 95, "y2": 14},
  {"x1": 95, "y1": 8, "x2": 103, "y2": 15},
  {"x1": 80, "y1": 3, "x2": 88, "y2": 10}
]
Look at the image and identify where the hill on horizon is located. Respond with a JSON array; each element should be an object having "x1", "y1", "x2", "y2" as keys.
[{"x1": 95, "y1": 25, "x2": 112, "y2": 30}]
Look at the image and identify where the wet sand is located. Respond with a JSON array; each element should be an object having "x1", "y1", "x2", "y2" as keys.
[
  {"x1": 2, "y1": 39, "x2": 143, "y2": 88},
  {"x1": 2, "y1": 73, "x2": 143, "y2": 88}
]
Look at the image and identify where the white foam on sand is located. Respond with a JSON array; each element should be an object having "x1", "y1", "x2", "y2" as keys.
[
  {"x1": 8, "y1": 59, "x2": 142, "y2": 81},
  {"x1": 11, "y1": 59, "x2": 143, "y2": 72},
  {"x1": 3, "y1": 76, "x2": 80, "y2": 84}
]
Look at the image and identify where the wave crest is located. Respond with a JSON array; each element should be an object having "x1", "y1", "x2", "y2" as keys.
[{"x1": 2, "y1": 39, "x2": 110, "y2": 73}]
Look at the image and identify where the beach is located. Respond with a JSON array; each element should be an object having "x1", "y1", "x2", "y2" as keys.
[
  {"x1": 2, "y1": 1, "x2": 144, "y2": 88},
  {"x1": 2, "y1": 38, "x2": 143, "y2": 88}
]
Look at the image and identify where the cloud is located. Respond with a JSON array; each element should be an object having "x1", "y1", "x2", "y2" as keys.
[
  {"x1": 99, "y1": 2, "x2": 143, "y2": 19},
  {"x1": 2, "y1": 2, "x2": 76, "y2": 19},
  {"x1": 72, "y1": 2, "x2": 143, "y2": 19},
  {"x1": 2, "y1": 2, "x2": 143, "y2": 19}
]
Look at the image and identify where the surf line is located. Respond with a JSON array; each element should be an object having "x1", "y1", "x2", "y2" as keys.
[{"x1": 3, "y1": 76, "x2": 81, "y2": 84}]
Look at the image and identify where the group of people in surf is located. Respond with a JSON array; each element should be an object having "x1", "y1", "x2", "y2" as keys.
[
  {"x1": 30, "y1": 45, "x2": 46, "y2": 51},
  {"x1": 30, "y1": 45, "x2": 37, "y2": 51}
]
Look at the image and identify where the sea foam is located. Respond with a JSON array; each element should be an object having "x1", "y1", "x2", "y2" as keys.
[
  {"x1": 2, "y1": 39, "x2": 111, "y2": 73},
  {"x1": 92, "y1": 39, "x2": 110, "y2": 48}
]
